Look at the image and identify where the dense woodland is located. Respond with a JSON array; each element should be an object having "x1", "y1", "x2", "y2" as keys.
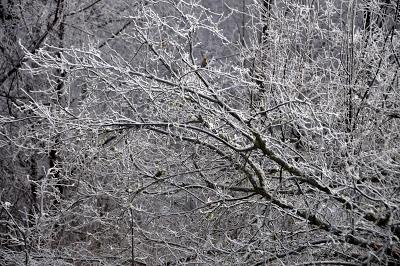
[{"x1": 0, "y1": 0, "x2": 399, "y2": 265}]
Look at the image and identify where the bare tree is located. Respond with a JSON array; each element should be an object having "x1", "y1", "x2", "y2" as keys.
[{"x1": 1, "y1": 0, "x2": 399, "y2": 265}]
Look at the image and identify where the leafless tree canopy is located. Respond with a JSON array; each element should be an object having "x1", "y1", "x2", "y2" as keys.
[{"x1": 1, "y1": 0, "x2": 399, "y2": 265}]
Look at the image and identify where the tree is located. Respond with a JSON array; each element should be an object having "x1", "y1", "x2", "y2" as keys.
[{"x1": 1, "y1": 0, "x2": 399, "y2": 265}]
